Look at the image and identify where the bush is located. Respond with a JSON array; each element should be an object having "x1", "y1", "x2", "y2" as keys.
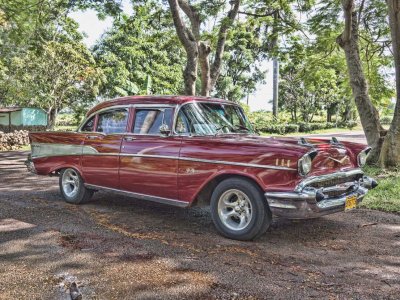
[
  {"x1": 56, "y1": 114, "x2": 76, "y2": 126},
  {"x1": 380, "y1": 115, "x2": 393, "y2": 125},
  {"x1": 339, "y1": 120, "x2": 358, "y2": 129}
]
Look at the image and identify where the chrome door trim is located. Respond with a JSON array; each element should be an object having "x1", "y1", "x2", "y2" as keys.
[
  {"x1": 85, "y1": 184, "x2": 190, "y2": 208},
  {"x1": 31, "y1": 142, "x2": 296, "y2": 171}
]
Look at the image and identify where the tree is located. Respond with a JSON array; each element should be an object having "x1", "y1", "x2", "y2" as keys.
[
  {"x1": 336, "y1": 0, "x2": 383, "y2": 162},
  {"x1": 93, "y1": 2, "x2": 185, "y2": 97},
  {"x1": 3, "y1": 14, "x2": 103, "y2": 128},
  {"x1": 213, "y1": 20, "x2": 266, "y2": 102},
  {"x1": 379, "y1": 0, "x2": 400, "y2": 166},
  {"x1": 167, "y1": 0, "x2": 240, "y2": 96}
]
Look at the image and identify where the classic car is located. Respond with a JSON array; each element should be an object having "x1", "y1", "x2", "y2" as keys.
[{"x1": 26, "y1": 96, "x2": 377, "y2": 240}]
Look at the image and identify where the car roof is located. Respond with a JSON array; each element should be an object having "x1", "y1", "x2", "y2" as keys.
[{"x1": 86, "y1": 95, "x2": 234, "y2": 116}]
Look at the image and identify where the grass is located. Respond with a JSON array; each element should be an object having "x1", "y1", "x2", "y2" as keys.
[{"x1": 361, "y1": 166, "x2": 400, "y2": 213}]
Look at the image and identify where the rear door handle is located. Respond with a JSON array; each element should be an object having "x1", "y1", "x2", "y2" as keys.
[
  {"x1": 87, "y1": 135, "x2": 100, "y2": 140},
  {"x1": 124, "y1": 136, "x2": 136, "y2": 141}
]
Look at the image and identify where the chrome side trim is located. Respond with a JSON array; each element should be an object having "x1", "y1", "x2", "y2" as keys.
[
  {"x1": 31, "y1": 142, "x2": 297, "y2": 171},
  {"x1": 120, "y1": 153, "x2": 296, "y2": 170},
  {"x1": 85, "y1": 184, "x2": 190, "y2": 208},
  {"x1": 179, "y1": 157, "x2": 296, "y2": 170},
  {"x1": 31, "y1": 143, "x2": 99, "y2": 159},
  {"x1": 294, "y1": 169, "x2": 364, "y2": 192}
]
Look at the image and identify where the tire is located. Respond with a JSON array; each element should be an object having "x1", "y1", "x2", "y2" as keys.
[
  {"x1": 210, "y1": 177, "x2": 272, "y2": 241},
  {"x1": 59, "y1": 168, "x2": 94, "y2": 204}
]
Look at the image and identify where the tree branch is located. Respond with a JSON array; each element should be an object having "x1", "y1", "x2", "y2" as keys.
[
  {"x1": 210, "y1": 0, "x2": 240, "y2": 87},
  {"x1": 167, "y1": 0, "x2": 196, "y2": 51},
  {"x1": 177, "y1": 0, "x2": 200, "y2": 38}
]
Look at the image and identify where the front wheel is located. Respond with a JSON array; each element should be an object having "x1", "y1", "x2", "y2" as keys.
[
  {"x1": 210, "y1": 178, "x2": 271, "y2": 241},
  {"x1": 59, "y1": 168, "x2": 93, "y2": 204}
]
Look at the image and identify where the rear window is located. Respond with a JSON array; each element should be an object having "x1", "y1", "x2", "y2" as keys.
[{"x1": 97, "y1": 109, "x2": 128, "y2": 134}]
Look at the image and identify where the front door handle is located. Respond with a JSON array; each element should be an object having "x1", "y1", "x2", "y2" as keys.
[
  {"x1": 87, "y1": 135, "x2": 100, "y2": 140},
  {"x1": 124, "y1": 136, "x2": 136, "y2": 141}
]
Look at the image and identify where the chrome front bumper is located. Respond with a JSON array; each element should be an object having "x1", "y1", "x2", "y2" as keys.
[{"x1": 265, "y1": 169, "x2": 377, "y2": 219}]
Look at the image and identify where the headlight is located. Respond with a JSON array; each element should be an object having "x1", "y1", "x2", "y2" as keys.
[
  {"x1": 298, "y1": 151, "x2": 317, "y2": 176},
  {"x1": 357, "y1": 147, "x2": 371, "y2": 167}
]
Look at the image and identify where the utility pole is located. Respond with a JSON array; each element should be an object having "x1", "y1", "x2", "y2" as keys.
[{"x1": 272, "y1": 57, "x2": 279, "y2": 118}]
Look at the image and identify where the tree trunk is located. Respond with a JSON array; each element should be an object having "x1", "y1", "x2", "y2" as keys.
[
  {"x1": 183, "y1": 47, "x2": 198, "y2": 95},
  {"x1": 47, "y1": 107, "x2": 57, "y2": 130},
  {"x1": 168, "y1": 0, "x2": 199, "y2": 95},
  {"x1": 199, "y1": 41, "x2": 211, "y2": 96},
  {"x1": 272, "y1": 57, "x2": 279, "y2": 117},
  {"x1": 337, "y1": 3, "x2": 382, "y2": 163},
  {"x1": 379, "y1": 0, "x2": 400, "y2": 167}
]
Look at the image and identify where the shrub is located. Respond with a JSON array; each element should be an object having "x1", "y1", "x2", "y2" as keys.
[
  {"x1": 56, "y1": 114, "x2": 77, "y2": 126},
  {"x1": 339, "y1": 120, "x2": 358, "y2": 129},
  {"x1": 380, "y1": 115, "x2": 393, "y2": 125}
]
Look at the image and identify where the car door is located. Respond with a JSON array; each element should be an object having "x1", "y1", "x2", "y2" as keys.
[
  {"x1": 119, "y1": 106, "x2": 181, "y2": 200},
  {"x1": 81, "y1": 107, "x2": 129, "y2": 189}
]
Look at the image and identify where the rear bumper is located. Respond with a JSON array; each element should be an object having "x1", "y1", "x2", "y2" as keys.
[
  {"x1": 265, "y1": 169, "x2": 377, "y2": 219},
  {"x1": 24, "y1": 155, "x2": 36, "y2": 174}
]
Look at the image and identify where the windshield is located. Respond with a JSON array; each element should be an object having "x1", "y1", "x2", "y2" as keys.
[{"x1": 175, "y1": 102, "x2": 254, "y2": 136}]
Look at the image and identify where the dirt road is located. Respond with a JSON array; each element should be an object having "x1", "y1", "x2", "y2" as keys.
[{"x1": 0, "y1": 151, "x2": 399, "y2": 299}]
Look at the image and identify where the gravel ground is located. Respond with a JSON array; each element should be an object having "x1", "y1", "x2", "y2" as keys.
[{"x1": 0, "y1": 151, "x2": 399, "y2": 299}]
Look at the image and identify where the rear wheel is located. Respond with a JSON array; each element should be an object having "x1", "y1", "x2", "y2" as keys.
[
  {"x1": 59, "y1": 168, "x2": 93, "y2": 204},
  {"x1": 210, "y1": 178, "x2": 271, "y2": 241}
]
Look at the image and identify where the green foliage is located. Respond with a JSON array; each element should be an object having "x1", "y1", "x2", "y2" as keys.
[
  {"x1": 361, "y1": 166, "x2": 400, "y2": 213},
  {"x1": 380, "y1": 115, "x2": 393, "y2": 125},
  {"x1": 214, "y1": 21, "x2": 266, "y2": 102},
  {"x1": 93, "y1": 2, "x2": 185, "y2": 98},
  {"x1": 56, "y1": 114, "x2": 77, "y2": 126}
]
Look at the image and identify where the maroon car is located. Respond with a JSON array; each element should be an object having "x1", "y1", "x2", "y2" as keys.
[{"x1": 26, "y1": 96, "x2": 377, "y2": 240}]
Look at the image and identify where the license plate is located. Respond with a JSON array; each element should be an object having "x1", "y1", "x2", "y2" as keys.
[{"x1": 345, "y1": 195, "x2": 357, "y2": 211}]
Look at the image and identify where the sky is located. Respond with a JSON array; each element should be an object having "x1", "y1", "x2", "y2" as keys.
[{"x1": 69, "y1": 1, "x2": 273, "y2": 112}]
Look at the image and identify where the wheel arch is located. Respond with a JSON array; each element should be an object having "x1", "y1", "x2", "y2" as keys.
[{"x1": 190, "y1": 171, "x2": 265, "y2": 207}]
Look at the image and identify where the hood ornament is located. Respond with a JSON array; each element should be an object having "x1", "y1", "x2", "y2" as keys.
[{"x1": 328, "y1": 155, "x2": 350, "y2": 164}]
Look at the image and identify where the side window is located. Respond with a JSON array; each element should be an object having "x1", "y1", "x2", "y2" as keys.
[
  {"x1": 81, "y1": 116, "x2": 95, "y2": 132},
  {"x1": 133, "y1": 108, "x2": 173, "y2": 134},
  {"x1": 97, "y1": 109, "x2": 128, "y2": 134}
]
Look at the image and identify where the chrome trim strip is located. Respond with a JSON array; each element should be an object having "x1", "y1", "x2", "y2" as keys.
[
  {"x1": 31, "y1": 143, "x2": 99, "y2": 159},
  {"x1": 295, "y1": 169, "x2": 364, "y2": 192},
  {"x1": 120, "y1": 153, "x2": 296, "y2": 170},
  {"x1": 85, "y1": 184, "x2": 189, "y2": 208},
  {"x1": 31, "y1": 143, "x2": 297, "y2": 171}
]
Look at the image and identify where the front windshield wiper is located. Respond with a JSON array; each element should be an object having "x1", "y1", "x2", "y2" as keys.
[
  {"x1": 214, "y1": 124, "x2": 231, "y2": 136},
  {"x1": 233, "y1": 124, "x2": 251, "y2": 132}
]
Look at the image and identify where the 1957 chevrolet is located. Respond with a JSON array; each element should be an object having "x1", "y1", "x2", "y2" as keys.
[{"x1": 26, "y1": 96, "x2": 377, "y2": 240}]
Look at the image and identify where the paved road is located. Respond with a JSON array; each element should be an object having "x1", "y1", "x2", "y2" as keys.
[
  {"x1": 303, "y1": 131, "x2": 367, "y2": 144},
  {"x1": 0, "y1": 150, "x2": 399, "y2": 299}
]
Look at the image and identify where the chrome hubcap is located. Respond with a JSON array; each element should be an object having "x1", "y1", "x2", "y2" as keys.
[
  {"x1": 62, "y1": 169, "x2": 80, "y2": 198},
  {"x1": 217, "y1": 189, "x2": 252, "y2": 231}
]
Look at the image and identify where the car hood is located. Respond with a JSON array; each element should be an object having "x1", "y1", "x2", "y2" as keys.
[{"x1": 212, "y1": 134, "x2": 357, "y2": 174}]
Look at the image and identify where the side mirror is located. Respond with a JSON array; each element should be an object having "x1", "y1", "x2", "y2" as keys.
[{"x1": 159, "y1": 124, "x2": 171, "y2": 137}]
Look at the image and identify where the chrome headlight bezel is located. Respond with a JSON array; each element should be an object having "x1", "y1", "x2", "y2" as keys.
[
  {"x1": 298, "y1": 151, "x2": 317, "y2": 177},
  {"x1": 357, "y1": 147, "x2": 371, "y2": 167}
]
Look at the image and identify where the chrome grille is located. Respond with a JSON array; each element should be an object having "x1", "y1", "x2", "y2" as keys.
[{"x1": 309, "y1": 174, "x2": 362, "y2": 189}]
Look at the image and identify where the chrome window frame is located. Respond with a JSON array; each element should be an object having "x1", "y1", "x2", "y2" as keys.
[
  {"x1": 78, "y1": 101, "x2": 254, "y2": 138},
  {"x1": 130, "y1": 105, "x2": 175, "y2": 136},
  {"x1": 78, "y1": 104, "x2": 176, "y2": 134}
]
